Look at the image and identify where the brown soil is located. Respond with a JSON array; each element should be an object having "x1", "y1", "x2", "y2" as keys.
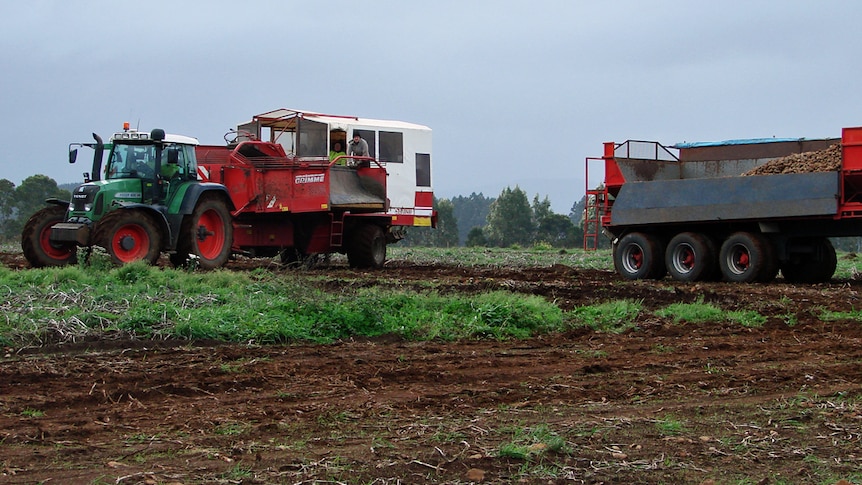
[
  {"x1": 743, "y1": 144, "x2": 842, "y2": 175},
  {"x1": 1, "y1": 251, "x2": 861, "y2": 484}
]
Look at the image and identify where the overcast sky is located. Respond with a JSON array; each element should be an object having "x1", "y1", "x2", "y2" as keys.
[{"x1": 2, "y1": 1, "x2": 861, "y2": 213}]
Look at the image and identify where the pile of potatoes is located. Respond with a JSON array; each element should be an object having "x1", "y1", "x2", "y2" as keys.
[{"x1": 744, "y1": 144, "x2": 841, "y2": 175}]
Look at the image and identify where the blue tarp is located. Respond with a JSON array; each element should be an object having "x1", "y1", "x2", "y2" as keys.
[{"x1": 672, "y1": 138, "x2": 808, "y2": 149}]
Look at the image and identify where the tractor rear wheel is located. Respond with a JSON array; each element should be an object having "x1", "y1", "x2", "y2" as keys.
[
  {"x1": 174, "y1": 197, "x2": 233, "y2": 270},
  {"x1": 94, "y1": 210, "x2": 161, "y2": 265},
  {"x1": 347, "y1": 224, "x2": 386, "y2": 269},
  {"x1": 21, "y1": 205, "x2": 77, "y2": 268}
]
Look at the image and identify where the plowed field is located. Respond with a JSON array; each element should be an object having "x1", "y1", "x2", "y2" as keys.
[{"x1": 1, "y1": 250, "x2": 861, "y2": 484}]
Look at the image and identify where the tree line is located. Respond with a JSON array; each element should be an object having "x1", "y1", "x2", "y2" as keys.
[
  {"x1": 0, "y1": 176, "x2": 71, "y2": 243},
  {"x1": 404, "y1": 186, "x2": 597, "y2": 249}
]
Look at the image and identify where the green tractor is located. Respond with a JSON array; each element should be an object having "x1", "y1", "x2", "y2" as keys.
[{"x1": 22, "y1": 125, "x2": 234, "y2": 269}]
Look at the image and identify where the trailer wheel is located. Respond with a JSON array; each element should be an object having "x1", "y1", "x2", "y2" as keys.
[
  {"x1": 347, "y1": 224, "x2": 386, "y2": 269},
  {"x1": 665, "y1": 232, "x2": 716, "y2": 282},
  {"x1": 94, "y1": 210, "x2": 161, "y2": 265},
  {"x1": 21, "y1": 205, "x2": 77, "y2": 268},
  {"x1": 175, "y1": 197, "x2": 233, "y2": 270},
  {"x1": 614, "y1": 232, "x2": 665, "y2": 280},
  {"x1": 780, "y1": 238, "x2": 837, "y2": 283},
  {"x1": 757, "y1": 238, "x2": 779, "y2": 283},
  {"x1": 718, "y1": 232, "x2": 770, "y2": 283}
]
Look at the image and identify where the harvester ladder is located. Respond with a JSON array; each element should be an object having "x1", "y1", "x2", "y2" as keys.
[{"x1": 330, "y1": 215, "x2": 344, "y2": 247}]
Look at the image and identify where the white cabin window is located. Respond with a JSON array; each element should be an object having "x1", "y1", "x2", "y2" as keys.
[
  {"x1": 416, "y1": 153, "x2": 431, "y2": 187},
  {"x1": 379, "y1": 131, "x2": 404, "y2": 163}
]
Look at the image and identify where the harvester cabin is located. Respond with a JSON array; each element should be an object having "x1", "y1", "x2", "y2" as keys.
[{"x1": 236, "y1": 108, "x2": 434, "y2": 227}]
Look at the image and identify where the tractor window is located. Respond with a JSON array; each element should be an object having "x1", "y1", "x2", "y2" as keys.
[
  {"x1": 106, "y1": 144, "x2": 157, "y2": 179},
  {"x1": 159, "y1": 144, "x2": 191, "y2": 179},
  {"x1": 379, "y1": 131, "x2": 403, "y2": 163},
  {"x1": 416, "y1": 153, "x2": 431, "y2": 187}
]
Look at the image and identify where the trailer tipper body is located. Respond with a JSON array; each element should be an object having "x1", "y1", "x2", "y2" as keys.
[{"x1": 586, "y1": 126, "x2": 862, "y2": 283}]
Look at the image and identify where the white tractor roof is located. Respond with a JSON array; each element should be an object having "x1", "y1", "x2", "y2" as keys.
[{"x1": 111, "y1": 129, "x2": 199, "y2": 145}]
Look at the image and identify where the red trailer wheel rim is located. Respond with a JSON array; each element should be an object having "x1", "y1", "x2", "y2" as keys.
[
  {"x1": 197, "y1": 208, "x2": 226, "y2": 259},
  {"x1": 111, "y1": 224, "x2": 151, "y2": 263},
  {"x1": 735, "y1": 250, "x2": 750, "y2": 268},
  {"x1": 631, "y1": 250, "x2": 643, "y2": 268}
]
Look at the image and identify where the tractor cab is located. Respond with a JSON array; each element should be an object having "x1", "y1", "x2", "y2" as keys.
[
  {"x1": 102, "y1": 126, "x2": 199, "y2": 202},
  {"x1": 53, "y1": 125, "x2": 201, "y2": 247}
]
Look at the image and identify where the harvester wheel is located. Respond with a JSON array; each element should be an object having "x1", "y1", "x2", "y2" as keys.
[
  {"x1": 665, "y1": 232, "x2": 716, "y2": 282},
  {"x1": 175, "y1": 198, "x2": 233, "y2": 270},
  {"x1": 780, "y1": 237, "x2": 837, "y2": 283},
  {"x1": 614, "y1": 232, "x2": 665, "y2": 280},
  {"x1": 21, "y1": 205, "x2": 77, "y2": 268},
  {"x1": 347, "y1": 224, "x2": 386, "y2": 269},
  {"x1": 718, "y1": 232, "x2": 770, "y2": 283},
  {"x1": 279, "y1": 247, "x2": 309, "y2": 268},
  {"x1": 94, "y1": 210, "x2": 161, "y2": 266}
]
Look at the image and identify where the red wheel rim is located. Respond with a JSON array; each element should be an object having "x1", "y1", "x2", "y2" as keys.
[
  {"x1": 39, "y1": 225, "x2": 74, "y2": 259},
  {"x1": 735, "y1": 249, "x2": 750, "y2": 269},
  {"x1": 630, "y1": 248, "x2": 643, "y2": 269},
  {"x1": 111, "y1": 223, "x2": 151, "y2": 262},
  {"x1": 197, "y1": 209, "x2": 226, "y2": 259},
  {"x1": 680, "y1": 247, "x2": 694, "y2": 270}
]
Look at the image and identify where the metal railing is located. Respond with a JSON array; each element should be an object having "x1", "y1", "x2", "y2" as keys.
[{"x1": 614, "y1": 140, "x2": 679, "y2": 161}]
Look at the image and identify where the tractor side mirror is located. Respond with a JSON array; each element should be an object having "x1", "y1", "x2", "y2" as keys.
[
  {"x1": 69, "y1": 148, "x2": 78, "y2": 164},
  {"x1": 167, "y1": 148, "x2": 179, "y2": 164}
]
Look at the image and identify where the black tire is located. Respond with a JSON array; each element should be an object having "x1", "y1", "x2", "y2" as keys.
[
  {"x1": 781, "y1": 238, "x2": 837, "y2": 283},
  {"x1": 93, "y1": 210, "x2": 161, "y2": 266},
  {"x1": 347, "y1": 224, "x2": 386, "y2": 269},
  {"x1": 175, "y1": 197, "x2": 233, "y2": 270},
  {"x1": 665, "y1": 232, "x2": 717, "y2": 282},
  {"x1": 718, "y1": 232, "x2": 769, "y2": 283},
  {"x1": 614, "y1": 232, "x2": 665, "y2": 280},
  {"x1": 21, "y1": 205, "x2": 77, "y2": 268}
]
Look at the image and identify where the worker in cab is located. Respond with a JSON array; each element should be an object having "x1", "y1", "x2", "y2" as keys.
[
  {"x1": 329, "y1": 141, "x2": 347, "y2": 165},
  {"x1": 348, "y1": 132, "x2": 369, "y2": 167}
]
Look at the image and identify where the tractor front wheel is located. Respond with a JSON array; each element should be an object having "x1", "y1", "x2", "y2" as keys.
[
  {"x1": 94, "y1": 210, "x2": 161, "y2": 265},
  {"x1": 21, "y1": 205, "x2": 77, "y2": 268}
]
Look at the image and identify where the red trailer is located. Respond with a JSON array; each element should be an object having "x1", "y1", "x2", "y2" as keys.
[
  {"x1": 585, "y1": 126, "x2": 862, "y2": 283},
  {"x1": 197, "y1": 139, "x2": 395, "y2": 267}
]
